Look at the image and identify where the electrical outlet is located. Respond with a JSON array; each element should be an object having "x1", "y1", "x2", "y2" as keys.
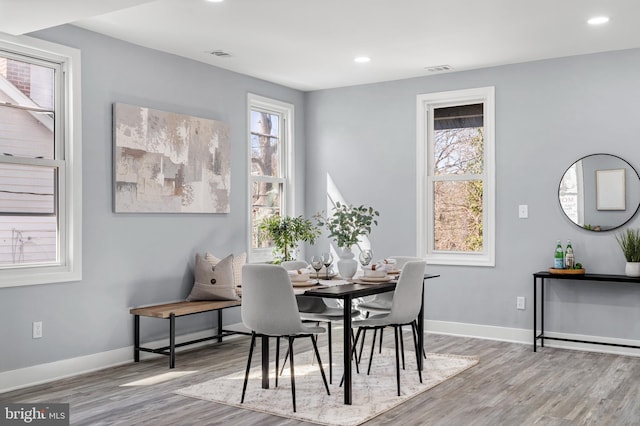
[
  {"x1": 518, "y1": 204, "x2": 528, "y2": 219},
  {"x1": 516, "y1": 297, "x2": 526, "y2": 310},
  {"x1": 32, "y1": 321, "x2": 42, "y2": 339}
]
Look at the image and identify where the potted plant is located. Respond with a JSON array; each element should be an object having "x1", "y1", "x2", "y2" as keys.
[
  {"x1": 259, "y1": 214, "x2": 320, "y2": 264},
  {"x1": 316, "y1": 202, "x2": 379, "y2": 278},
  {"x1": 615, "y1": 228, "x2": 640, "y2": 277}
]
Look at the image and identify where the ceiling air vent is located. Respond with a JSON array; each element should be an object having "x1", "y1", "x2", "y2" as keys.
[
  {"x1": 425, "y1": 65, "x2": 452, "y2": 72},
  {"x1": 209, "y1": 50, "x2": 232, "y2": 58}
]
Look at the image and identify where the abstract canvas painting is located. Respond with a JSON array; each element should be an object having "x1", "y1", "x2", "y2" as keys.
[{"x1": 113, "y1": 103, "x2": 230, "y2": 213}]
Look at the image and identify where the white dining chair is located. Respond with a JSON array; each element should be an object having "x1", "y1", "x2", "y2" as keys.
[
  {"x1": 240, "y1": 264, "x2": 330, "y2": 412},
  {"x1": 357, "y1": 256, "x2": 425, "y2": 364},
  {"x1": 351, "y1": 260, "x2": 427, "y2": 396},
  {"x1": 281, "y1": 260, "x2": 360, "y2": 384}
]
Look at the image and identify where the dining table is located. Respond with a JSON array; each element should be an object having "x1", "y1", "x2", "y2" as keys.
[{"x1": 259, "y1": 273, "x2": 440, "y2": 405}]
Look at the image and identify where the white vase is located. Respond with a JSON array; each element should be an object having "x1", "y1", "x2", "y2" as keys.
[
  {"x1": 625, "y1": 262, "x2": 640, "y2": 277},
  {"x1": 337, "y1": 246, "x2": 358, "y2": 279}
]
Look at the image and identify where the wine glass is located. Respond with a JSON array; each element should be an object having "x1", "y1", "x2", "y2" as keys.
[
  {"x1": 359, "y1": 249, "x2": 373, "y2": 267},
  {"x1": 311, "y1": 255, "x2": 323, "y2": 284},
  {"x1": 322, "y1": 252, "x2": 333, "y2": 280}
]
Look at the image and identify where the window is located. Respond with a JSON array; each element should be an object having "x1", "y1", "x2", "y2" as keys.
[
  {"x1": 417, "y1": 87, "x2": 495, "y2": 266},
  {"x1": 247, "y1": 94, "x2": 294, "y2": 262},
  {"x1": 0, "y1": 34, "x2": 81, "y2": 287}
]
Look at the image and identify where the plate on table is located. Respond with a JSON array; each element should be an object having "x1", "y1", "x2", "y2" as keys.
[
  {"x1": 356, "y1": 275, "x2": 394, "y2": 283},
  {"x1": 386, "y1": 269, "x2": 401, "y2": 275},
  {"x1": 292, "y1": 280, "x2": 320, "y2": 287}
]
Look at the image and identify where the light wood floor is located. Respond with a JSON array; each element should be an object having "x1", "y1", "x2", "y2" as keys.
[{"x1": 3, "y1": 332, "x2": 640, "y2": 425}]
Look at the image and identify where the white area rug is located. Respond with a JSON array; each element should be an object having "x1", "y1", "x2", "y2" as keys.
[{"x1": 175, "y1": 346, "x2": 479, "y2": 425}]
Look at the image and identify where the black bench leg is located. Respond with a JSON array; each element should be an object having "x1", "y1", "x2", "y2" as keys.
[
  {"x1": 217, "y1": 309, "x2": 223, "y2": 343},
  {"x1": 134, "y1": 315, "x2": 140, "y2": 362},
  {"x1": 170, "y1": 313, "x2": 176, "y2": 369}
]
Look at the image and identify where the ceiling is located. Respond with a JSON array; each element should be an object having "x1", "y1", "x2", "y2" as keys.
[{"x1": 2, "y1": 0, "x2": 640, "y2": 91}]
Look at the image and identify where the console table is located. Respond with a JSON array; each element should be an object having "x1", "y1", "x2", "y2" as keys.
[{"x1": 533, "y1": 271, "x2": 640, "y2": 352}]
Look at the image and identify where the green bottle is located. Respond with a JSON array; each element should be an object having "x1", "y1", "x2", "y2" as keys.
[
  {"x1": 565, "y1": 240, "x2": 574, "y2": 269},
  {"x1": 554, "y1": 240, "x2": 564, "y2": 269}
]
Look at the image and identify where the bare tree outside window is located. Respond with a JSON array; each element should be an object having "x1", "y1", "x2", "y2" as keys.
[
  {"x1": 248, "y1": 94, "x2": 293, "y2": 262},
  {"x1": 432, "y1": 104, "x2": 484, "y2": 252},
  {"x1": 250, "y1": 110, "x2": 282, "y2": 250}
]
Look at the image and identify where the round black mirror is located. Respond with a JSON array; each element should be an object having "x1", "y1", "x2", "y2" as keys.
[{"x1": 558, "y1": 154, "x2": 640, "y2": 231}]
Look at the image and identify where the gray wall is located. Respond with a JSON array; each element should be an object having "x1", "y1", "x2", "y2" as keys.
[
  {"x1": 305, "y1": 48, "x2": 640, "y2": 339},
  {"x1": 4, "y1": 23, "x2": 640, "y2": 376},
  {"x1": 0, "y1": 25, "x2": 306, "y2": 373}
]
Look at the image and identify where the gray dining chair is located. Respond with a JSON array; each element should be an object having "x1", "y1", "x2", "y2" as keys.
[
  {"x1": 357, "y1": 256, "x2": 425, "y2": 364},
  {"x1": 240, "y1": 264, "x2": 330, "y2": 412},
  {"x1": 281, "y1": 260, "x2": 361, "y2": 384},
  {"x1": 351, "y1": 260, "x2": 427, "y2": 396}
]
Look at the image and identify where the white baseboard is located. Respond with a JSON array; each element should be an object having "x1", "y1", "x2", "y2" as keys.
[
  {"x1": 0, "y1": 329, "x2": 244, "y2": 394},
  {"x1": 426, "y1": 320, "x2": 531, "y2": 344},
  {"x1": 4, "y1": 320, "x2": 640, "y2": 394},
  {"x1": 426, "y1": 320, "x2": 640, "y2": 357}
]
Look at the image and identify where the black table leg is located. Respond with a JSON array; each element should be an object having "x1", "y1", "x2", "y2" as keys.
[
  {"x1": 134, "y1": 315, "x2": 140, "y2": 362},
  {"x1": 541, "y1": 277, "x2": 545, "y2": 348},
  {"x1": 418, "y1": 281, "x2": 425, "y2": 371},
  {"x1": 533, "y1": 275, "x2": 537, "y2": 352},
  {"x1": 262, "y1": 336, "x2": 270, "y2": 389},
  {"x1": 169, "y1": 313, "x2": 176, "y2": 369},
  {"x1": 343, "y1": 294, "x2": 353, "y2": 405}
]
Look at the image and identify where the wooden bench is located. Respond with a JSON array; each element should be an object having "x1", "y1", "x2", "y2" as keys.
[{"x1": 130, "y1": 300, "x2": 242, "y2": 368}]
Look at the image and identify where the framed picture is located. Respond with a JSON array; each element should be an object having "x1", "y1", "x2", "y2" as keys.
[
  {"x1": 113, "y1": 103, "x2": 230, "y2": 213},
  {"x1": 596, "y1": 168, "x2": 626, "y2": 211}
]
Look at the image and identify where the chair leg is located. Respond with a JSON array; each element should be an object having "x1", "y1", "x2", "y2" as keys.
[
  {"x1": 341, "y1": 327, "x2": 363, "y2": 387},
  {"x1": 328, "y1": 321, "x2": 333, "y2": 384},
  {"x1": 241, "y1": 332, "x2": 256, "y2": 404},
  {"x1": 394, "y1": 326, "x2": 401, "y2": 397},
  {"x1": 399, "y1": 325, "x2": 406, "y2": 370},
  {"x1": 353, "y1": 327, "x2": 360, "y2": 374},
  {"x1": 379, "y1": 328, "x2": 384, "y2": 353},
  {"x1": 275, "y1": 336, "x2": 280, "y2": 387},
  {"x1": 357, "y1": 311, "x2": 370, "y2": 362},
  {"x1": 280, "y1": 346, "x2": 289, "y2": 376},
  {"x1": 412, "y1": 320, "x2": 427, "y2": 359},
  {"x1": 412, "y1": 325, "x2": 423, "y2": 384},
  {"x1": 288, "y1": 336, "x2": 296, "y2": 412},
  {"x1": 367, "y1": 327, "x2": 377, "y2": 375},
  {"x1": 310, "y1": 334, "x2": 331, "y2": 396},
  {"x1": 351, "y1": 327, "x2": 360, "y2": 368}
]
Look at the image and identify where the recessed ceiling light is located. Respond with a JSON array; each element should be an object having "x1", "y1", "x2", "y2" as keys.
[
  {"x1": 587, "y1": 16, "x2": 609, "y2": 25},
  {"x1": 354, "y1": 56, "x2": 371, "y2": 63}
]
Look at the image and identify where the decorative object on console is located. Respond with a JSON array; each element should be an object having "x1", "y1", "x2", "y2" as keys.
[
  {"x1": 113, "y1": 103, "x2": 230, "y2": 213},
  {"x1": 187, "y1": 254, "x2": 240, "y2": 301},
  {"x1": 615, "y1": 228, "x2": 640, "y2": 277},
  {"x1": 315, "y1": 202, "x2": 379, "y2": 279}
]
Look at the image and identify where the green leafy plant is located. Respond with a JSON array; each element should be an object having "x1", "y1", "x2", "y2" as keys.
[
  {"x1": 259, "y1": 215, "x2": 320, "y2": 263},
  {"x1": 615, "y1": 228, "x2": 640, "y2": 262},
  {"x1": 315, "y1": 202, "x2": 379, "y2": 249}
]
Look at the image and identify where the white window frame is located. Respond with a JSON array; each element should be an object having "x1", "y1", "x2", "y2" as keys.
[
  {"x1": 0, "y1": 33, "x2": 82, "y2": 287},
  {"x1": 416, "y1": 87, "x2": 495, "y2": 266},
  {"x1": 247, "y1": 93, "x2": 294, "y2": 263}
]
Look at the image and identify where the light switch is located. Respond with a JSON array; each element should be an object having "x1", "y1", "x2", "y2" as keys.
[{"x1": 518, "y1": 204, "x2": 528, "y2": 219}]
